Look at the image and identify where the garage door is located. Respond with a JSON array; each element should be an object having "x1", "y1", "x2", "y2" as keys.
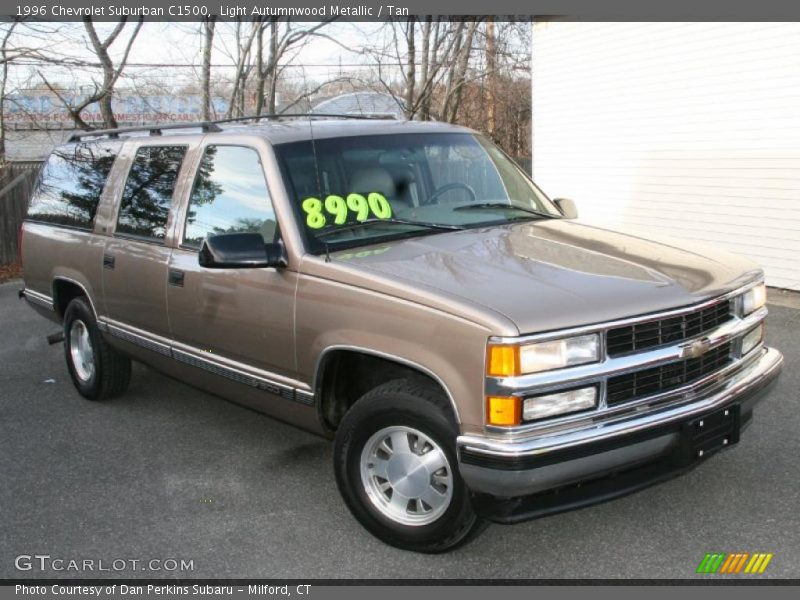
[{"x1": 531, "y1": 21, "x2": 800, "y2": 290}]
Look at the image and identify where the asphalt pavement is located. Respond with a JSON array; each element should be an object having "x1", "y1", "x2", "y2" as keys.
[{"x1": 1, "y1": 280, "x2": 798, "y2": 579}]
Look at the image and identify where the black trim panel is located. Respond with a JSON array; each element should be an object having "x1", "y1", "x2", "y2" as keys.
[
  {"x1": 172, "y1": 349, "x2": 297, "y2": 402},
  {"x1": 471, "y1": 455, "x2": 699, "y2": 524}
]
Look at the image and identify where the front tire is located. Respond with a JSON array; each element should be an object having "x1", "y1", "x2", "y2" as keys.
[
  {"x1": 63, "y1": 296, "x2": 131, "y2": 401},
  {"x1": 333, "y1": 379, "x2": 486, "y2": 552}
]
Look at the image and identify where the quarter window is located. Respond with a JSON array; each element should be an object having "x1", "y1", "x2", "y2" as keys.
[
  {"x1": 116, "y1": 145, "x2": 187, "y2": 241},
  {"x1": 183, "y1": 145, "x2": 277, "y2": 248},
  {"x1": 27, "y1": 142, "x2": 119, "y2": 230}
]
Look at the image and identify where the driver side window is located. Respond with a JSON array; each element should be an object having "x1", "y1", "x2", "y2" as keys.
[{"x1": 183, "y1": 145, "x2": 277, "y2": 249}]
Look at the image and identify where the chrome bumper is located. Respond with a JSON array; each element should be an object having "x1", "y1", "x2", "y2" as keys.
[{"x1": 458, "y1": 346, "x2": 783, "y2": 498}]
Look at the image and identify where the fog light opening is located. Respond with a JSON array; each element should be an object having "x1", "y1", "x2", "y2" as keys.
[
  {"x1": 523, "y1": 386, "x2": 598, "y2": 421},
  {"x1": 741, "y1": 324, "x2": 764, "y2": 356}
]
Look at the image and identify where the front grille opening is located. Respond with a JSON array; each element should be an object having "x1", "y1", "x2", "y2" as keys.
[
  {"x1": 606, "y1": 342, "x2": 732, "y2": 406},
  {"x1": 606, "y1": 300, "x2": 732, "y2": 357}
]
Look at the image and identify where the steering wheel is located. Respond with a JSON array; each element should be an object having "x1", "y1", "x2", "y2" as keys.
[{"x1": 426, "y1": 182, "x2": 477, "y2": 204}]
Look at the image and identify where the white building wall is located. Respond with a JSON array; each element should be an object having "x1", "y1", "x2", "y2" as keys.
[{"x1": 531, "y1": 22, "x2": 800, "y2": 290}]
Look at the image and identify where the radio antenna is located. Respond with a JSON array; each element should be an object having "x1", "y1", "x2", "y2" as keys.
[{"x1": 299, "y1": 66, "x2": 330, "y2": 262}]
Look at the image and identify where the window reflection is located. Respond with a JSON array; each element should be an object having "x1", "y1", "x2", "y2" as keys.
[
  {"x1": 116, "y1": 145, "x2": 187, "y2": 241},
  {"x1": 28, "y1": 143, "x2": 119, "y2": 229},
  {"x1": 184, "y1": 145, "x2": 277, "y2": 248}
]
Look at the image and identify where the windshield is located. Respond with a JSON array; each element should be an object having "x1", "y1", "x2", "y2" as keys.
[{"x1": 275, "y1": 132, "x2": 560, "y2": 253}]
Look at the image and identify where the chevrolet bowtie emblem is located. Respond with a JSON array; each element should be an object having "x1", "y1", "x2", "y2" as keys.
[{"x1": 680, "y1": 338, "x2": 713, "y2": 359}]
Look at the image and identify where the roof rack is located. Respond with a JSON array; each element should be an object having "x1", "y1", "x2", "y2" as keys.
[
  {"x1": 68, "y1": 121, "x2": 222, "y2": 143},
  {"x1": 67, "y1": 112, "x2": 395, "y2": 143},
  {"x1": 213, "y1": 112, "x2": 395, "y2": 125}
]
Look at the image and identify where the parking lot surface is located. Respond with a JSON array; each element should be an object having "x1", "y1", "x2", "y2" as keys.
[{"x1": 1, "y1": 280, "x2": 798, "y2": 579}]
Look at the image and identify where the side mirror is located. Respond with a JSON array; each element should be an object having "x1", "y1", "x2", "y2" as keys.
[
  {"x1": 554, "y1": 198, "x2": 578, "y2": 219},
  {"x1": 199, "y1": 233, "x2": 287, "y2": 269}
]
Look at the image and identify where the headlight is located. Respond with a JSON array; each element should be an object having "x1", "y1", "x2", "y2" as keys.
[
  {"x1": 741, "y1": 283, "x2": 766, "y2": 316},
  {"x1": 487, "y1": 334, "x2": 600, "y2": 376},
  {"x1": 742, "y1": 324, "x2": 764, "y2": 355},
  {"x1": 523, "y1": 386, "x2": 598, "y2": 421}
]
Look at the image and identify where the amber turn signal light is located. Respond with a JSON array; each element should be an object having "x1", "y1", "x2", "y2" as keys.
[
  {"x1": 487, "y1": 345, "x2": 520, "y2": 377},
  {"x1": 486, "y1": 396, "x2": 521, "y2": 426}
]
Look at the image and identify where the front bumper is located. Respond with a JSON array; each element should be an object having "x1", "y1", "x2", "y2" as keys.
[{"x1": 458, "y1": 346, "x2": 783, "y2": 522}]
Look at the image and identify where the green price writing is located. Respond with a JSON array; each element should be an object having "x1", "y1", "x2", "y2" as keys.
[
  {"x1": 338, "y1": 246, "x2": 392, "y2": 260},
  {"x1": 302, "y1": 192, "x2": 393, "y2": 230}
]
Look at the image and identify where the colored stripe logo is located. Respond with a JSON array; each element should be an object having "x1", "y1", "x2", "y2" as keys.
[{"x1": 697, "y1": 552, "x2": 773, "y2": 574}]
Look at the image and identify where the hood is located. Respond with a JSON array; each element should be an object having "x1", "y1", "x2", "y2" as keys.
[{"x1": 330, "y1": 220, "x2": 761, "y2": 335}]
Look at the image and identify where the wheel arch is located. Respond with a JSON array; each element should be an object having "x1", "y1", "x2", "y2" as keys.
[
  {"x1": 313, "y1": 345, "x2": 461, "y2": 432},
  {"x1": 52, "y1": 276, "x2": 99, "y2": 321}
]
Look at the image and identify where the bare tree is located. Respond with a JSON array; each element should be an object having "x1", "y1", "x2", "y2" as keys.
[
  {"x1": 252, "y1": 18, "x2": 333, "y2": 115},
  {"x1": 416, "y1": 18, "x2": 462, "y2": 120},
  {"x1": 0, "y1": 20, "x2": 18, "y2": 165},
  {"x1": 440, "y1": 20, "x2": 480, "y2": 123},
  {"x1": 223, "y1": 20, "x2": 258, "y2": 118},
  {"x1": 219, "y1": 18, "x2": 335, "y2": 118},
  {"x1": 484, "y1": 17, "x2": 497, "y2": 136},
  {"x1": 452, "y1": 21, "x2": 532, "y2": 157},
  {"x1": 354, "y1": 19, "x2": 530, "y2": 156},
  {"x1": 201, "y1": 16, "x2": 216, "y2": 121},
  {"x1": 1, "y1": 19, "x2": 65, "y2": 162},
  {"x1": 0, "y1": 19, "x2": 58, "y2": 66},
  {"x1": 40, "y1": 17, "x2": 144, "y2": 130},
  {"x1": 403, "y1": 18, "x2": 416, "y2": 118},
  {"x1": 363, "y1": 18, "x2": 482, "y2": 121}
]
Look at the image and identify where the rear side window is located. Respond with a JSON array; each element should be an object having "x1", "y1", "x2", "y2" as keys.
[
  {"x1": 116, "y1": 145, "x2": 187, "y2": 241},
  {"x1": 183, "y1": 145, "x2": 277, "y2": 248},
  {"x1": 27, "y1": 143, "x2": 119, "y2": 230}
]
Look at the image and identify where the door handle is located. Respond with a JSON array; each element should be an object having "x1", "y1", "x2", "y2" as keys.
[
  {"x1": 103, "y1": 254, "x2": 115, "y2": 270},
  {"x1": 168, "y1": 269, "x2": 185, "y2": 287}
]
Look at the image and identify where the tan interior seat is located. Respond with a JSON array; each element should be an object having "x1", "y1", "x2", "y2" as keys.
[{"x1": 350, "y1": 166, "x2": 396, "y2": 198}]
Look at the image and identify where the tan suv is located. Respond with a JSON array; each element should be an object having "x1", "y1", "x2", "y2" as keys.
[{"x1": 19, "y1": 116, "x2": 783, "y2": 552}]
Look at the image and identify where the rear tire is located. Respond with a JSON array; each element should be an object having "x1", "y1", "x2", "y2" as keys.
[
  {"x1": 63, "y1": 297, "x2": 131, "y2": 401},
  {"x1": 333, "y1": 379, "x2": 486, "y2": 552}
]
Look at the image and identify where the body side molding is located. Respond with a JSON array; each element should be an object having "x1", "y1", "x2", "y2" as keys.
[{"x1": 98, "y1": 317, "x2": 315, "y2": 406}]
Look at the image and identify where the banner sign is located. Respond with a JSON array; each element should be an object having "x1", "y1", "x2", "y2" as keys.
[{"x1": 4, "y1": 94, "x2": 230, "y2": 125}]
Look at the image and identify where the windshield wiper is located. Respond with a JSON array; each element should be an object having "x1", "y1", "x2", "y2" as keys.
[
  {"x1": 315, "y1": 218, "x2": 465, "y2": 239},
  {"x1": 453, "y1": 202, "x2": 559, "y2": 220}
]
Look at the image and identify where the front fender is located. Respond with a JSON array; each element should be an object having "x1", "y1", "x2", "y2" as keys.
[{"x1": 296, "y1": 275, "x2": 491, "y2": 434}]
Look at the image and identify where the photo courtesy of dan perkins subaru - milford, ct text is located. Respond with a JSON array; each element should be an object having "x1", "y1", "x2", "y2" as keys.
[{"x1": 15, "y1": 585, "x2": 312, "y2": 596}]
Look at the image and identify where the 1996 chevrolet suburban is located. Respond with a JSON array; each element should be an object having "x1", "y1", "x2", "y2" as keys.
[{"x1": 19, "y1": 117, "x2": 783, "y2": 552}]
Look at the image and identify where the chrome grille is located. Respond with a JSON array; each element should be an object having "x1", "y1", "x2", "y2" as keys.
[
  {"x1": 606, "y1": 300, "x2": 732, "y2": 357},
  {"x1": 606, "y1": 342, "x2": 732, "y2": 406}
]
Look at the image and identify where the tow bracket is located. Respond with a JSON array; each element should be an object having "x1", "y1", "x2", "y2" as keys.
[{"x1": 47, "y1": 331, "x2": 65, "y2": 345}]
